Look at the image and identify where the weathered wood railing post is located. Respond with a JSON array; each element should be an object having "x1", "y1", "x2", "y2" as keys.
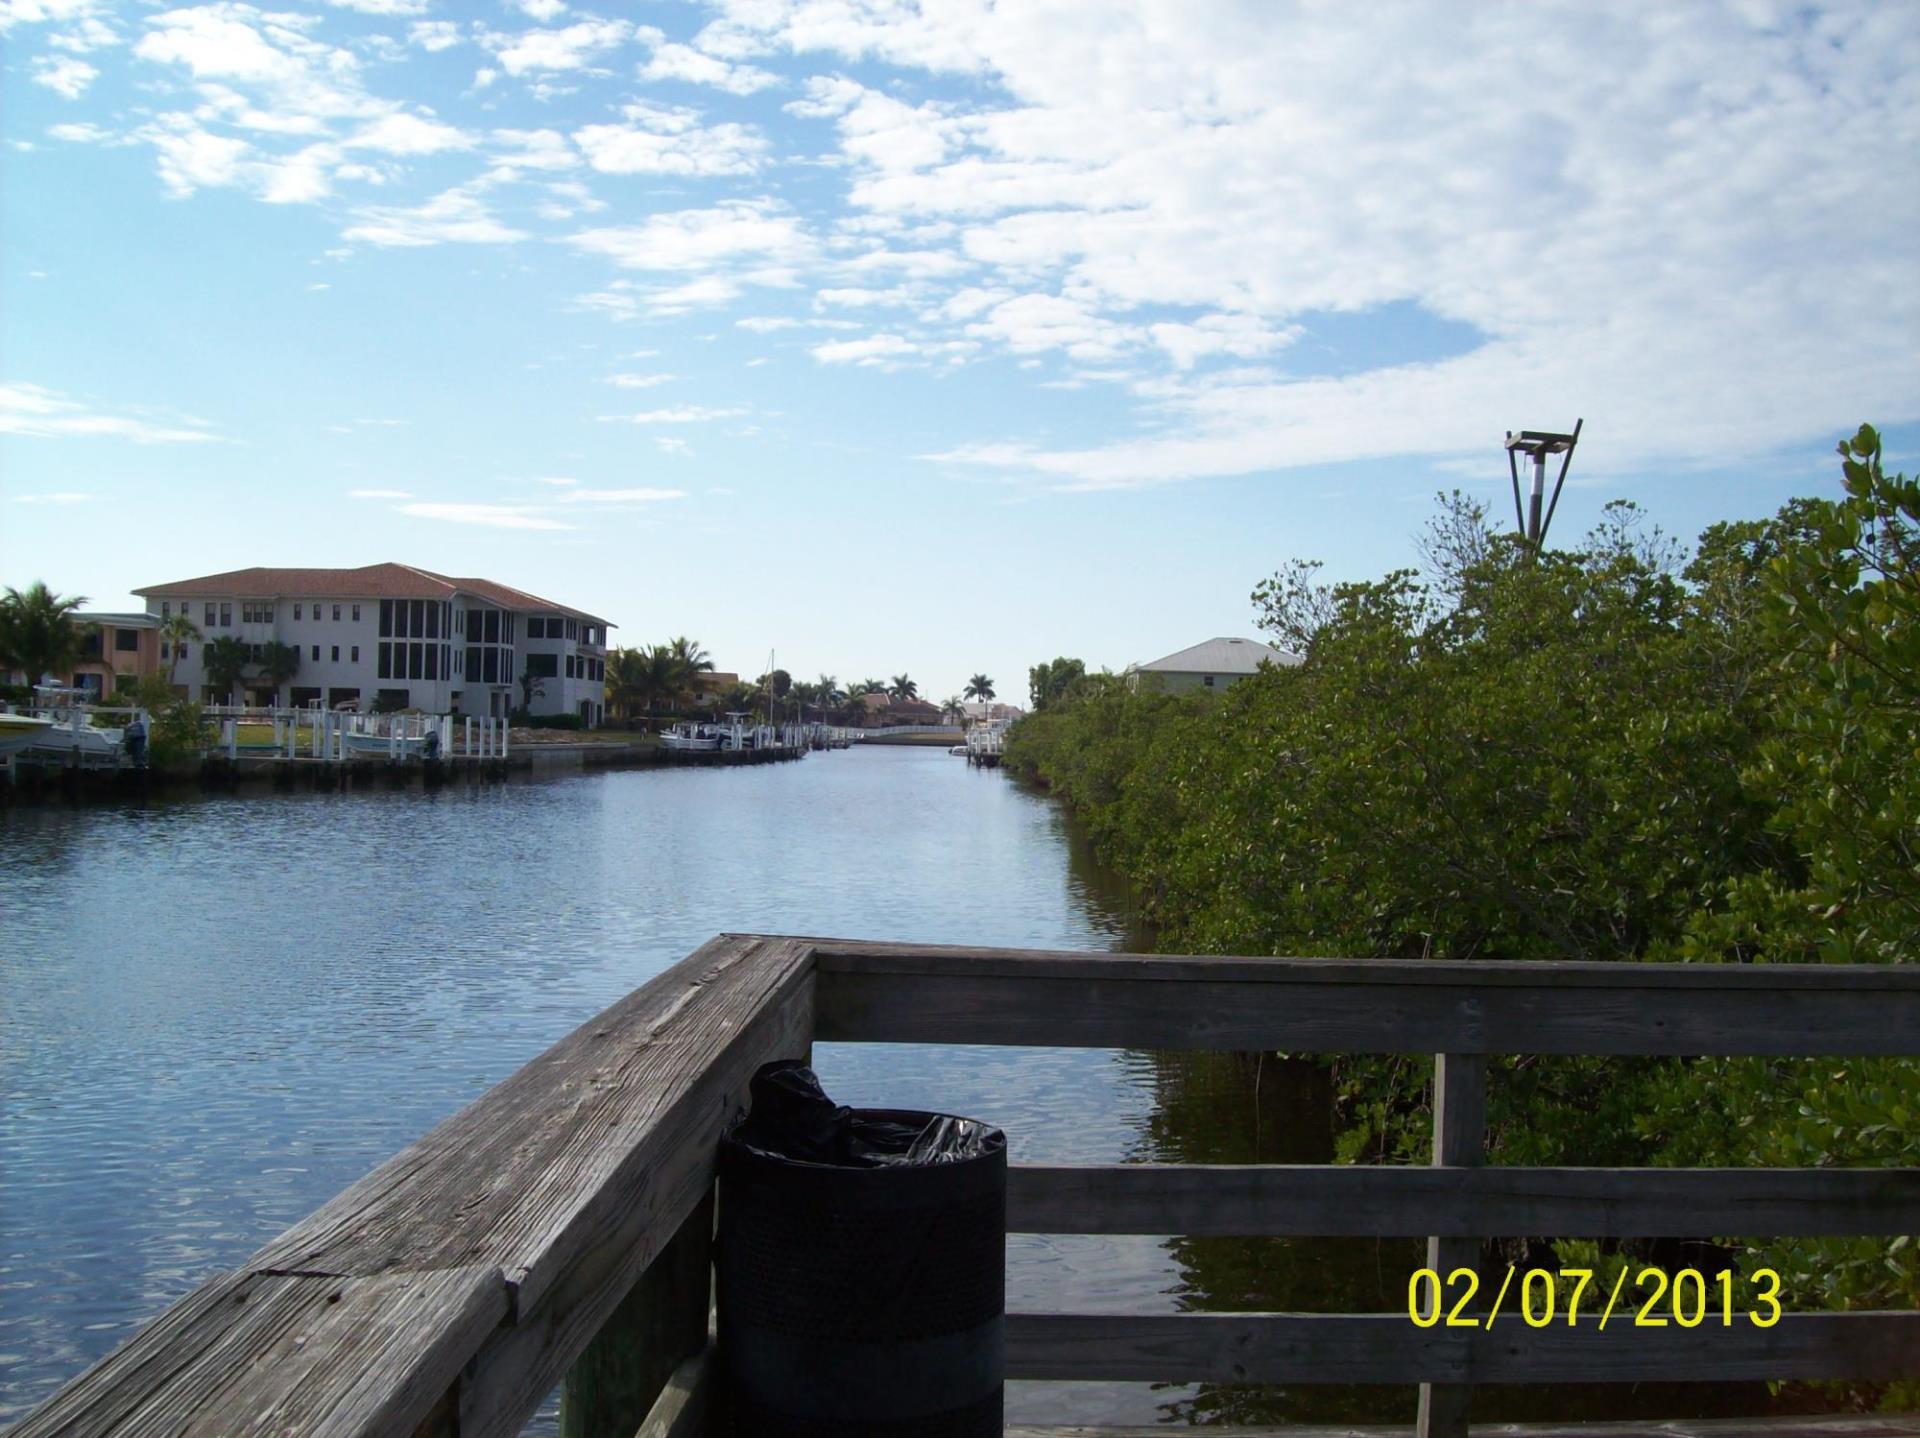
[
  {"x1": 1417, "y1": 1051, "x2": 1486, "y2": 1438},
  {"x1": 557, "y1": 1186, "x2": 715, "y2": 1438}
]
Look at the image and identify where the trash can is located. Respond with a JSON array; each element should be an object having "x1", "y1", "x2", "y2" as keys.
[{"x1": 717, "y1": 1061, "x2": 1007, "y2": 1437}]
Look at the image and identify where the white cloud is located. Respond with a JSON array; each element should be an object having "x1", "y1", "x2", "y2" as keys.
[
  {"x1": 639, "y1": 40, "x2": 777, "y2": 96},
  {"x1": 737, "y1": 316, "x2": 799, "y2": 332},
  {"x1": 0, "y1": 0, "x2": 96, "y2": 34},
  {"x1": 11, "y1": 491, "x2": 94, "y2": 504},
  {"x1": 515, "y1": 0, "x2": 567, "y2": 20},
  {"x1": 47, "y1": 121, "x2": 114, "y2": 143},
  {"x1": 348, "y1": 112, "x2": 471, "y2": 155},
  {"x1": 0, "y1": 382, "x2": 221, "y2": 443},
  {"x1": 348, "y1": 487, "x2": 413, "y2": 498},
  {"x1": 483, "y1": 18, "x2": 630, "y2": 76},
  {"x1": 809, "y1": 332, "x2": 934, "y2": 366},
  {"x1": 605, "y1": 372, "x2": 675, "y2": 388},
  {"x1": 328, "y1": 0, "x2": 426, "y2": 13},
  {"x1": 572, "y1": 103, "x2": 765, "y2": 176},
  {"x1": 342, "y1": 186, "x2": 527, "y2": 246},
  {"x1": 49, "y1": 16, "x2": 118, "y2": 50},
  {"x1": 701, "y1": 0, "x2": 1920, "y2": 487},
  {"x1": 32, "y1": 54, "x2": 97, "y2": 97},
  {"x1": 397, "y1": 502, "x2": 572, "y2": 530},
  {"x1": 407, "y1": 20, "x2": 459, "y2": 51},
  {"x1": 567, "y1": 201, "x2": 809, "y2": 271},
  {"x1": 598, "y1": 405, "x2": 746, "y2": 424},
  {"x1": 532, "y1": 475, "x2": 578, "y2": 485},
  {"x1": 556, "y1": 486, "x2": 687, "y2": 503},
  {"x1": 655, "y1": 436, "x2": 690, "y2": 454}
]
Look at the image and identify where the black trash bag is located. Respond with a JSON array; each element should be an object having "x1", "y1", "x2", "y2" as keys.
[{"x1": 728, "y1": 1060, "x2": 996, "y2": 1167}]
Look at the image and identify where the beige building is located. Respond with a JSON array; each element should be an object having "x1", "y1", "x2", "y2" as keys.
[{"x1": 1129, "y1": 636, "x2": 1300, "y2": 693}]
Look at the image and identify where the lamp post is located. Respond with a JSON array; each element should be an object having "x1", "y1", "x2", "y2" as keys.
[{"x1": 1505, "y1": 419, "x2": 1583, "y2": 549}]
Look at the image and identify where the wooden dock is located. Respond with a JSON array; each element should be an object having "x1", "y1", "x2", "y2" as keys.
[{"x1": 11, "y1": 938, "x2": 1920, "y2": 1437}]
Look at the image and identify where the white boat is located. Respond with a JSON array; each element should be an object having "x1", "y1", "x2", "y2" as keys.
[
  {"x1": 341, "y1": 731, "x2": 435, "y2": 760},
  {"x1": 661, "y1": 721, "x2": 721, "y2": 752},
  {"x1": 18, "y1": 689, "x2": 130, "y2": 768},
  {"x1": 0, "y1": 713, "x2": 60, "y2": 761}
]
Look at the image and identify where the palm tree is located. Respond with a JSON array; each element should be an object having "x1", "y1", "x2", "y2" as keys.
[
  {"x1": 941, "y1": 694, "x2": 965, "y2": 724},
  {"x1": 200, "y1": 636, "x2": 250, "y2": 706},
  {"x1": 0, "y1": 581, "x2": 91, "y2": 687},
  {"x1": 158, "y1": 612, "x2": 201, "y2": 686},
  {"x1": 605, "y1": 646, "x2": 651, "y2": 724},
  {"x1": 258, "y1": 641, "x2": 301, "y2": 707},
  {"x1": 965, "y1": 673, "x2": 995, "y2": 706},
  {"x1": 888, "y1": 673, "x2": 918, "y2": 701}
]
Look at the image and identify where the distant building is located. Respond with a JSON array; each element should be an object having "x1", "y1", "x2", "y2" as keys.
[
  {"x1": 1128, "y1": 636, "x2": 1300, "y2": 694},
  {"x1": 694, "y1": 672, "x2": 741, "y2": 706},
  {"x1": 959, "y1": 700, "x2": 1024, "y2": 723},
  {"x1": 23, "y1": 612, "x2": 162, "y2": 698},
  {"x1": 134, "y1": 563, "x2": 614, "y2": 723}
]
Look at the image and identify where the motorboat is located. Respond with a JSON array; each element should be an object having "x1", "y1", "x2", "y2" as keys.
[
  {"x1": 0, "y1": 712, "x2": 60, "y2": 762},
  {"x1": 661, "y1": 721, "x2": 721, "y2": 752},
  {"x1": 18, "y1": 688, "x2": 131, "y2": 768},
  {"x1": 341, "y1": 730, "x2": 436, "y2": 760}
]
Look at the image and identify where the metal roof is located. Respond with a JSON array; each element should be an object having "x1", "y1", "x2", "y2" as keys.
[{"x1": 1136, "y1": 636, "x2": 1300, "y2": 674}]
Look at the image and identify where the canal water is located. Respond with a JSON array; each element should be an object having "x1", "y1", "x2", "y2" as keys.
[{"x1": 0, "y1": 746, "x2": 1800, "y2": 1427}]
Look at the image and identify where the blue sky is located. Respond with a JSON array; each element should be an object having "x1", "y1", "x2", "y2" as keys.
[{"x1": 3, "y1": 0, "x2": 1916, "y2": 703}]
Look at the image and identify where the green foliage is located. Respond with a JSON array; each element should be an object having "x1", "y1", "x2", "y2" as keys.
[
  {"x1": 965, "y1": 672, "x2": 995, "y2": 704},
  {"x1": 117, "y1": 674, "x2": 209, "y2": 770},
  {"x1": 0, "y1": 580, "x2": 91, "y2": 683},
  {"x1": 1006, "y1": 428, "x2": 1919, "y2": 1320},
  {"x1": 888, "y1": 672, "x2": 918, "y2": 700},
  {"x1": 1026, "y1": 655, "x2": 1087, "y2": 711},
  {"x1": 525, "y1": 713, "x2": 583, "y2": 731},
  {"x1": 200, "y1": 636, "x2": 251, "y2": 704}
]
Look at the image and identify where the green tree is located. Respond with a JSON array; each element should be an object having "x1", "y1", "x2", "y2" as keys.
[
  {"x1": 604, "y1": 646, "x2": 649, "y2": 723},
  {"x1": 118, "y1": 674, "x2": 210, "y2": 770},
  {"x1": 965, "y1": 673, "x2": 995, "y2": 706},
  {"x1": 257, "y1": 641, "x2": 301, "y2": 706},
  {"x1": 516, "y1": 666, "x2": 547, "y2": 715},
  {"x1": 940, "y1": 694, "x2": 965, "y2": 724},
  {"x1": 200, "y1": 636, "x2": 251, "y2": 706},
  {"x1": 0, "y1": 581, "x2": 91, "y2": 687},
  {"x1": 157, "y1": 612, "x2": 202, "y2": 685},
  {"x1": 1027, "y1": 656, "x2": 1086, "y2": 711},
  {"x1": 888, "y1": 673, "x2": 917, "y2": 701}
]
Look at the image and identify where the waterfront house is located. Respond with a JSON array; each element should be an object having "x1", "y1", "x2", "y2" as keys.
[
  {"x1": 134, "y1": 564, "x2": 613, "y2": 723},
  {"x1": 1128, "y1": 636, "x2": 1300, "y2": 693},
  {"x1": 58, "y1": 611, "x2": 162, "y2": 698}
]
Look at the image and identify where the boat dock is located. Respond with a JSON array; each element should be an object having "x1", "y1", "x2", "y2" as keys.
[{"x1": 14, "y1": 937, "x2": 1919, "y2": 1437}]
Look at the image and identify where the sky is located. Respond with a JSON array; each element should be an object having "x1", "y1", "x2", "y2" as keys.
[{"x1": 2, "y1": 0, "x2": 1917, "y2": 704}]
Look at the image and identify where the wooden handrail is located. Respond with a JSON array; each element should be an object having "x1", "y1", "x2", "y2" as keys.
[{"x1": 11, "y1": 937, "x2": 1918, "y2": 1438}]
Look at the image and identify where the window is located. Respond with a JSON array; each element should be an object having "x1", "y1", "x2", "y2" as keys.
[
  {"x1": 380, "y1": 600, "x2": 393, "y2": 637},
  {"x1": 352, "y1": 604, "x2": 360, "y2": 622},
  {"x1": 332, "y1": 604, "x2": 341, "y2": 622},
  {"x1": 466, "y1": 610, "x2": 482, "y2": 642},
  {"x1": 483, "y1": 649, "x2": 499, "y2": 684},
  {"x1": 565, "y1": 654, "x2": 576, "y2": 679},
  {"x1": 351, "y1": 645, "x2": 358, "y2": 663},
  {"x1": 378, "y1": 643, "x2": 391, "y2": 679},
  {"x1": 426, "y1": 602, "x2": 439, "y2": 640},
  {"x1": 424, "y1": 646, "x2": 437, "y2": 681},
  {"x1": 566, "y1": 619, "x2": 578, "y2": 641},
  {"x1": 484, "y1": 610, "x2": 500, "y2": 643},
  {"x1": 115, "y1": 628, "x2": 140, "y2": 653},
  {"x1": 160, "y1": 642, "x2": 169, "y2": 660},
  {"x1": 331, "y1": 645, "x2": 340, "y2": 663},
  {"x1": 205, "y1": 603, "x2": 216, "y2": 627},
  {"x1": 467, "y1": 646, "x2": 481, "y2": 678},
  {"x1": 1202, "y1": 675, "x2": 1216, "y2": 688},
  {"x1": 161, "y1": 602, "x2": 171, "y2": 620},
  {"x1": 311, "y1": 645, "x2": 320, "y2": 661},
  {"x1": 526, "y1": 617, "x2": 543, "y2": 639},
  {"x1": 220, "y1": 603, "x2": 232, "y2": 627},
  {"x1": 177, "y1": 643, "x2": 188, "y2": 661},
  {"x1": 526, "y1": 652, "x2": 558, "y2": 679},
  {"x1": 294, "y1": 604, "x2": 303, "y2": 621}
]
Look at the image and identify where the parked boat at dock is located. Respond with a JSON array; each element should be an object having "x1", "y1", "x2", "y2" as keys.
[
  {"x1": 0, "y1": 713, "x2": 60, "y2": 762},
  {"x1": 661, "y1": 721, "x2": 723, "y2": 752}
]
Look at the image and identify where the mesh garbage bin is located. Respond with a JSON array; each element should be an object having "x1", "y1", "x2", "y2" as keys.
[{"x1": 716, "y1": 1063, "x2": 1007, "y2": 1437}]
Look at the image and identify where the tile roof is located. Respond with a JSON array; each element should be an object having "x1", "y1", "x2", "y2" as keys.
[
  {"x1": 133, "y1": 564, "x2": 612, "y2": 627},
  {"x1": 1137, "y1": 636, "x2": 1300, "y2": 674}
]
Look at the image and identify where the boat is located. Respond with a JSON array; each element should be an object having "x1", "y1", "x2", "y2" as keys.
[
  {"x1": 17, "y1": 688, "x2": 132, "y2": 768},
  {"x1": 341, "y1": 730, "x2": 436, "y2": 760},
  {"x1": 661, "y1": 721, "x2": 721, "y2": 752},
  {"x1": 0, "y1": 712, "x2": 60, "y2": 762}
]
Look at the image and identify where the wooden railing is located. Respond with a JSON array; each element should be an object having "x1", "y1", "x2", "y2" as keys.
[{"x1": 12, "y1": 937, "x2": 1920, "y2": 1438}]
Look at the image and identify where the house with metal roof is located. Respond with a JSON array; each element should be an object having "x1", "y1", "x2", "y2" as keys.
[
  {"x1": 1127, "y1": 636, "x2": 1300, "y2": 694},
  {"x1": 134, "y1": 564, "x2": 614, "y2": 723}
]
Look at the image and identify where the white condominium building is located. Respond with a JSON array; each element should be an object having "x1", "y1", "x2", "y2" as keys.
[{"x1": 135, "y1": 563, "x2": 613, "y2": 724}]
